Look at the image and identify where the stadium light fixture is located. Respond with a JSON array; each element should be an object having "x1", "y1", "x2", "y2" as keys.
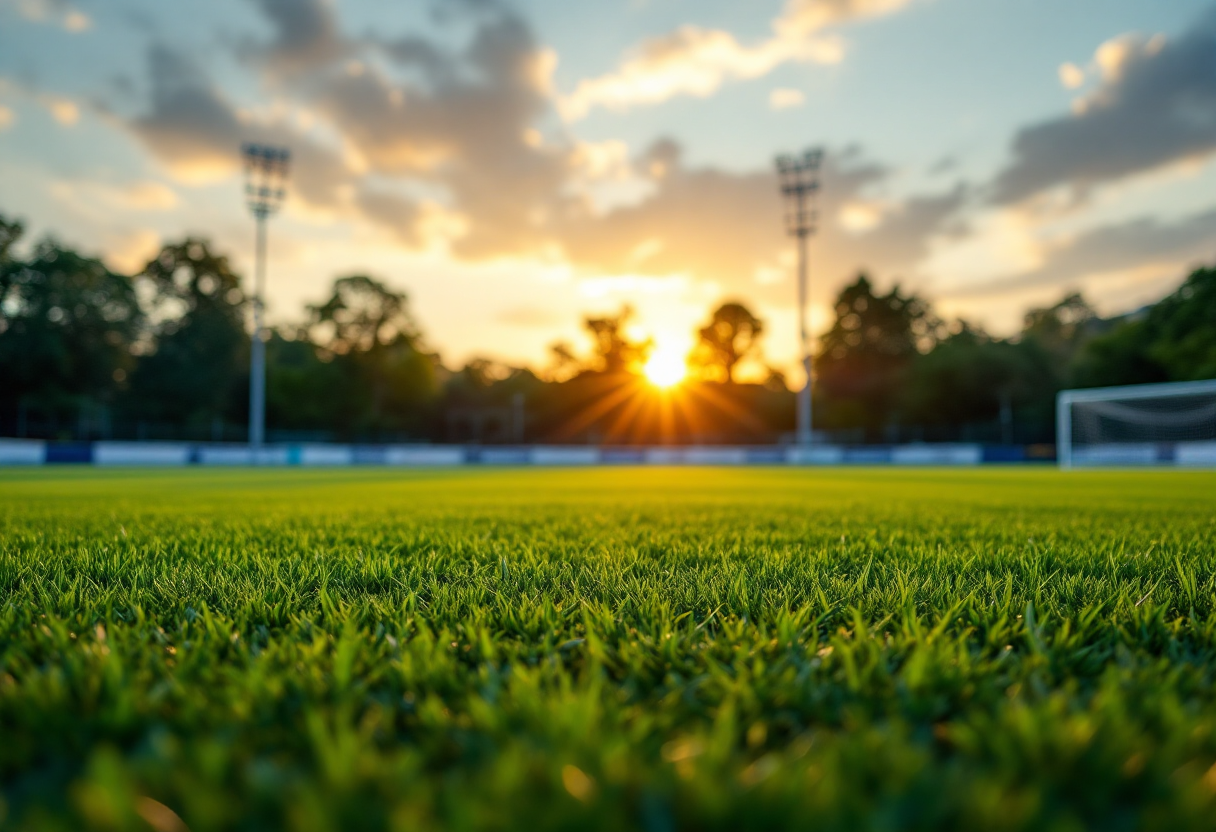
[
  {"x1": 241, "y1": 143, "x2": 290, "y2": 453},
  {"x1": 775, "y1": 147, "x2": 823, "y2": 448}
]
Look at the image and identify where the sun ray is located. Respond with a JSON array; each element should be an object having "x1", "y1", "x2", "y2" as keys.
[
  {"x1": 604, "y1": 382, "x2": 652, "y2": 442},
  {"x1": 551, "y1": 375, "x2": 640, "y2": 441},
  {"x1": 682, "y1": 384, "x2": 769, "y2": 433}
]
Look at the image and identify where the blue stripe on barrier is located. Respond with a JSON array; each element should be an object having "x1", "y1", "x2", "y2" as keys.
[
  {"x1": 353, "y1": 446, "x2": 388, "y2": 465},
  {"x1": 843, "y1": 447, "x2": 892, "y2": 464},
  {"x1": 477, "y1": 448, "x2": 530, "y2": 465},
  {"x1": 981, "y1": 445, "x2": 1025, "y2": 463},
  {"x1": 745, "y1": 447, "x2": 786, "y2": 464},
  {"x1": 45, "y1": 443, "x2": 93, "y2": 464},
  {"x1": 602, "y1": 448, "x2": 646, "y2": 464}
]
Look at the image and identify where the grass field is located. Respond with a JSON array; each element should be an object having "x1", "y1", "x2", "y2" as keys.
[{"x1": 2, "y1": 467, "x2": 1216, "y2": 831}]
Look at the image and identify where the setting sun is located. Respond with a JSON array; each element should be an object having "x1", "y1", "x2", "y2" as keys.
[{"x1": 643, "y1": 346, "x2": 687, "y2": 388}]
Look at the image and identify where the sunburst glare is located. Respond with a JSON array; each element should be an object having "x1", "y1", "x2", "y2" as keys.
[{"x1": 643, "y1": 345, "x2": 687, "y2": 388}]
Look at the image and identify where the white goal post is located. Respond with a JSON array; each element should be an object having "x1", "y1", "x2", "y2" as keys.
[{"x1": 1057, "y1": 379, "x2": 1216, "y2": 468}]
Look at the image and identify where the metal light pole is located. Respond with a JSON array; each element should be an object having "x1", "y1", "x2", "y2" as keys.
[
  {"x1": 775, "y1": 148, "x2": 823, "y2": 448},
  {"x1": 241, "y1": 143, "x2": 290, "y2": 452}
]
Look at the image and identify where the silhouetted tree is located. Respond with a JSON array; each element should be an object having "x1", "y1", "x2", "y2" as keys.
[
  {"x1": 762, "y1": 365, "x2": 789, "y2": 392},
  {"x1": 1073, "y1": 267, "x2": 1216, "y2": 386},
  {"x1": 307, "y1": 275, "x2": 418, "y2": 356},
  {"x1": 286, "y1": 274, "x2": 438, "y2": 439},
  {"x1": 124, "y1": 238, "x2": 249, "y2": 428},
  {"x1": 1021, "y1": 293, "x2": 1099, "y2": 367},
  {"x1": 0, "y1": 214, "x2": 23, "y2": 263},
  {"x1": 583, "y1": 305, "x2": 652, "y2": 374},
  {"x1": 545, "y1": 341, "x2": 581, "y2": 382},
  {"x1": 902, "y1": 322, "x2": 1055, "y2": 442},
  {"x1": 691, "y1": 301, "x2": 765, "y2": 382},
  {"x1": 0, "y1": 236, "x2": 142, "y2": 430},
  {"x1": 815, "y1": 273, "x2": 938, "y2": 438}
]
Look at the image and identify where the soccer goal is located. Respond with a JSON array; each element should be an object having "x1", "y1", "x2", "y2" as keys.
[{"x1": 1057, "y1": 379, "x2": 1216, "y2": 468}]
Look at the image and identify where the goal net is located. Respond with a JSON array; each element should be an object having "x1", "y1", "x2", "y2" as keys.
[{"x1": 1058, "y1": 379, "x2": 1216, "y2": 468}]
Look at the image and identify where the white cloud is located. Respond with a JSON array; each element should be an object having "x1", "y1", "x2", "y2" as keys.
[
  {"x1": 769, "y1": 87, "x2": 806, "y2": 109},
  {"x1": 1058, "y1": 62, "x2": 1084, "y2": 90},
  {"x1": 117, "y1": 181, "x2": 179, "y2": 210},
  {"x1": 774, "y1": 0, "x2": 913, "y2": 38},
  {"x1": 45, "y1": 96, "x2": 78, "y2": 125},
  {"x1": 49, "y1": 179, "x2": 180, "y2": 218},
  {"x1": 1093, "y1": 33, "x2": 1153, "y2": 82},
  {"x1": 837, "y1": 199, "x2": 885, "y2": 232},
  {"x1": 559, "y1": 26, "x2": 841, "y2": 119},
  {"x1": 568, "y1": 139, "x2": 634, "y2": 182},
  {"x1": 13, "y1": 0, "x2": 90, "y2": 31},
  {"x1": 63, "y1": 10, "x2": 89, "y2": 31},
  {"x1": 558, "y1": 0, "x2": 913, "y2": 119}
]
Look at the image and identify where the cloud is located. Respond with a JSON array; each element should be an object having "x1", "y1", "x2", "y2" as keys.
[
  {"x1": 109, "y1": 0, "x2": 962, "y2": 308},
  {"x1": 299, "y1": 3, "x2": 573, "y2": 257},
  {"x1": 62, "y1": 9, "x2": 87, "y2": 31},
  {"x1": 558, "y1": 0, "x2": 913, "y2": 119},
  {"x1": 991, "y1": 11, "x2": 1216, "y2": 205},
  {"x1": 50, "y1": 179, "x2": 179, "y2": 212},
  {"x1": 103, "y1": 228, "x2": 162, "y2": 274},
  {"x1": 554, "y1": 140, "x2": 964, "y2": 303},
  {"x1": 0, "y1": 104, "x2": 13, "y2": 130},
  {"x1": 45, "y1": 96, "x2": 78, "y2": 125},
  {"x1": 838, "y1": 199, "x2": 886, "y2": 232},
  {"x1": 769, "y1": 87, "x2": 806, "y2": 109},
  {"x1": 1057, "y1": 62, "x2": 1084, "y2": 90},
  {"x1": 121, "y1": 43, "x2": 367, "y2": 231},
  {"x1": 559, "y1": 26, "x2": 840, "y2": 120},
  {"x1": 127, "y1": 46, "x2": 251, "y2": 183},
  {"x1": 118, "y1": 0, "x2": 573, "y2": 256},
  {"x1": 9, "y1": 0, "x2": 88, "y2": 31},
  {"x1": 241, "y1": 0, "x2": 350, "y2": 75},
  {"x1": 775, "y1": 0, "x2": 914, "y2": 36},
  {"x1": 497, "y1": 306, "x2": 561, "y2": 327},
  {"x1": 943, "y1": 207, "x2": 1216, "y2": 300}
]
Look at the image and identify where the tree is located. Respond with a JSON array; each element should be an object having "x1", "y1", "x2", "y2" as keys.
[
  {"x1": 306, "y1": 275, "x2": 419, "y2": 356},
  {"x1": 1069, "y1": 320, "x2": 1166, "y2": 389},
  {"x1": 1073, "y1": 267, "x2": 1216, "y2": 386},
  {"x1": 0, "y1": 213, "x2": 23, "y2": 263},
  {"x1": 0, "y1": 238, "x2": 142, "y2": 425},
  {"x1": 815, "y1": 273, "x2": 938, "y2": 437},
  {"x1": 583, "y1": 305, "x2": 652, "y2": 374},
  {"x1": 545, "y1": 341, "x2": 581, "y2": 382},
  {"x1": 1020, "y1": 292, "x2": 1098, "y2": 367},
  {"x1": 1139, "y1": 266, "x2": 1216, "y2": 381},
  {"x1": 287, "y1": 275, "x2": 439, "y2": 439},
  {"x1": 691, "y1": 301, "x2": 764, "y2": 382},
  {"x1": 124, "y1": 238, "x2": 249, "y2": 427},
  {"x1": 902, "y1": 322, "x2": 1056, "y2": 442}
]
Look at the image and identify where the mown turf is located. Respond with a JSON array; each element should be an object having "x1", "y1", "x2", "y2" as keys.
[{"x1": 2, "y1": 466, "x2": 1216, "y2": 831}]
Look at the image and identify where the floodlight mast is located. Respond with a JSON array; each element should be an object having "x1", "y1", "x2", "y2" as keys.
[
  {"x1": 241, "y1": 143, "x2": 290, "y2": 454},
  {"x1": 775, "y1": 148, "x2": 823, "y2": 448}
]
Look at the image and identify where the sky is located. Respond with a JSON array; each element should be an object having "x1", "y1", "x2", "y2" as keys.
[{"x1": 1, "y1": 0, "x2": 1215, "y2": 381}]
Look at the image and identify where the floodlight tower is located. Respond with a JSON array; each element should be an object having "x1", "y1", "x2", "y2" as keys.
[
  {"x1": 775, "y1": 148, "x2": 823, "y2": 448},
  {"x1": 241, "y1": 143, "x2": 290, "y2": 452}
]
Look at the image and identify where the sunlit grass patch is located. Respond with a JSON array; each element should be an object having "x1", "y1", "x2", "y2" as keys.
[{"x1": 1, "y1": 467, "x2": 1215, "y2": 830}]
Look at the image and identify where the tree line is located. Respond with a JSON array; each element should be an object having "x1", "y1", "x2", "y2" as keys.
[{"x1": 1, "y1": 211, "x2": 1213, "y2": 445}]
